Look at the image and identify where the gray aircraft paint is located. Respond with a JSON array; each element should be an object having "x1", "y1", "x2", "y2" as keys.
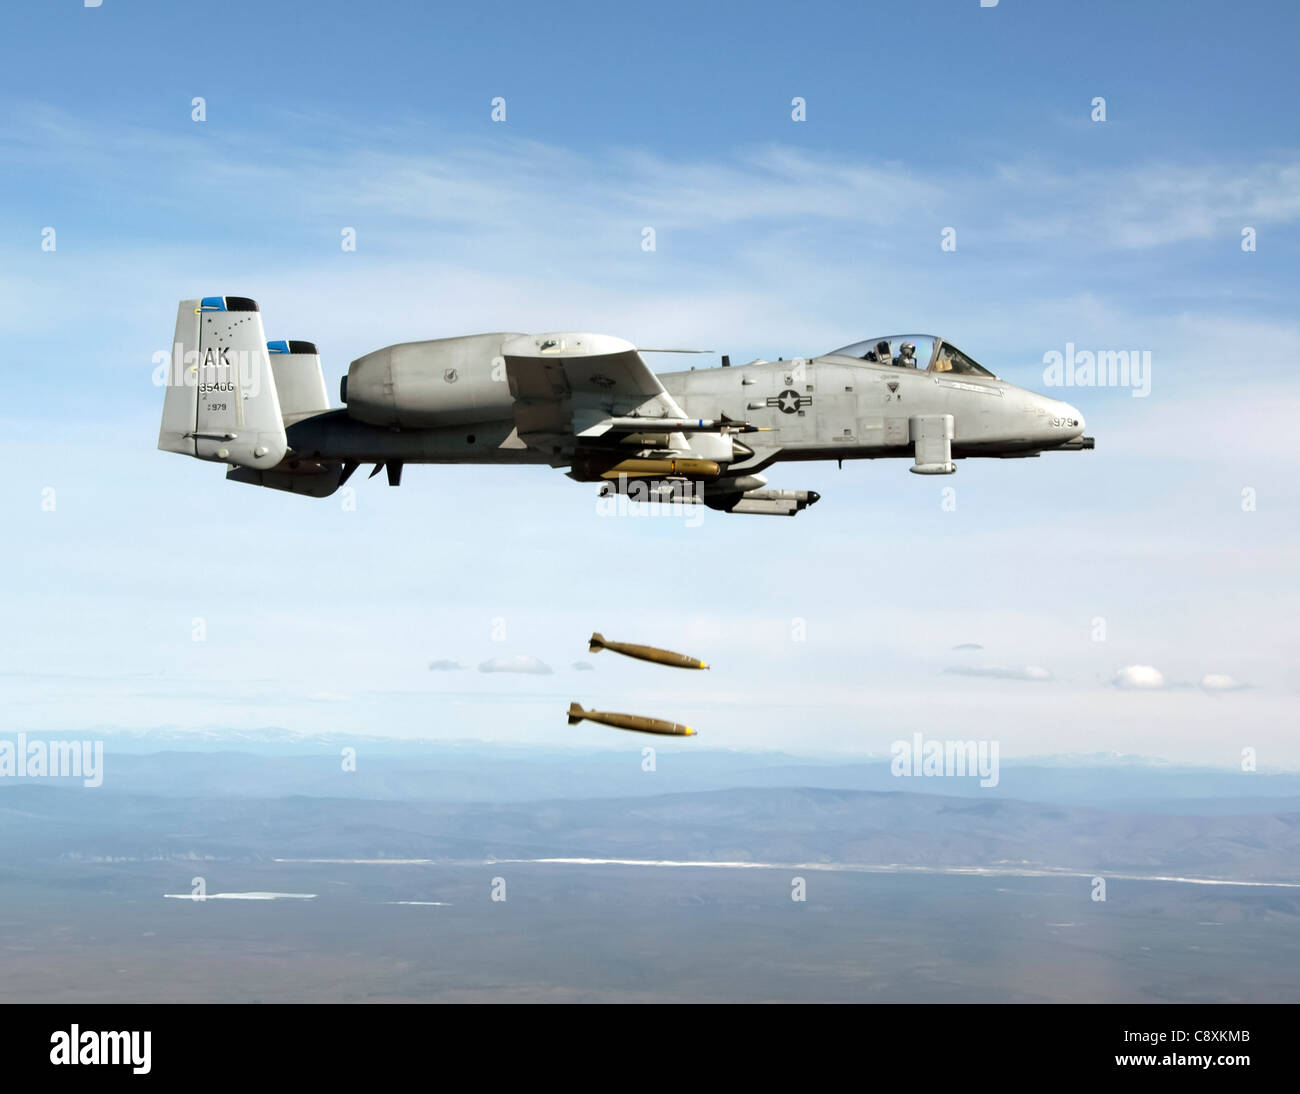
[{"x1": 159, "y1": 300, "x2": 1091, "y2": 514}]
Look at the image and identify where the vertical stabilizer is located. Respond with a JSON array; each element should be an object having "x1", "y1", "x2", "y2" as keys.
[
  {"x1": 266, "y1": 339, "x2": 330, "y2": 425},
  {"x1": 158, "y1": 297, "x2": 287, "y2": 470}
]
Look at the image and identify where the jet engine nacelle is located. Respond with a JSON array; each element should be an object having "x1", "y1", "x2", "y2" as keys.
[{"x1": 343, "y1": 332, "x2": 520, "y2": 428}]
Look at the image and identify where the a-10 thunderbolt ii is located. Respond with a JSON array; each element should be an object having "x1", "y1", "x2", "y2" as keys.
[{"x1": 158, "y1": 297, "x2": 1093, "y2": 516}]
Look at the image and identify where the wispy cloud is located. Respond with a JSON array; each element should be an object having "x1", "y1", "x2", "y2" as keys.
[
  {"x1": 10, "y1": 108, "x2": 1300, "y2": 262},
  {"x1": 999, "y1": 161, "x2": 1300, "y2": 249},
  {"x1": 943, "y1": 665, "x2": 1053, "y2": 682},
  {"x1": 478, "y1": 656, "x2": 553, "y2": 676}
]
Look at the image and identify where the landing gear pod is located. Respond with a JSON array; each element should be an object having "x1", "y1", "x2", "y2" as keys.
[{"x1": 909, "y1": 414, "x2": 956, "y2": 475}]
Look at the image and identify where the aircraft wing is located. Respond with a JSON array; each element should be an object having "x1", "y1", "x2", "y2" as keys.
[{"x1": 501, "y1": 333, "x2": 691, "y2": 459}]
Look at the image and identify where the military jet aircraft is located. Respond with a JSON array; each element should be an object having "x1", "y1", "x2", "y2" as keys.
[{"x1": 158, "y1": 298, "x2": 1093, "y2": 516}]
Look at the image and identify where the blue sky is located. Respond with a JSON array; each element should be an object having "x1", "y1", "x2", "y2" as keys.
[{"x1": 1, "y1": 0, "x2": 1297, "y2": 765}]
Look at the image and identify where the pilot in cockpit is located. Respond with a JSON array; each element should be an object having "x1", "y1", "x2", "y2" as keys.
[{"x1": 894, "y1": 341, "x2": 918, "y2": 368}]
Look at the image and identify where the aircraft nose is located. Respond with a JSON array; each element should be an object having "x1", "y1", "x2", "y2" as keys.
[
  {"x1": 1042, "y1": 397, "x2": 1094, "y2": 450},
  {"x1": 1047, "y1": 398, "x2": 1085, "y2": 436}
]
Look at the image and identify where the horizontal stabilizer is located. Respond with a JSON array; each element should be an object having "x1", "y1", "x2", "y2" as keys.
[{"x1": 226, "y1": 460, "x2": 345, "y2": 497}]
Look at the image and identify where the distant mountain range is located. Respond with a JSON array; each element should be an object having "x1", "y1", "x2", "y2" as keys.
[
  {"x1": 6, "y1": 727, "x2": 1294, "y2": 813},
  {"x1": 3, "y1": 783, "x2": 1297, "y2": 886}
]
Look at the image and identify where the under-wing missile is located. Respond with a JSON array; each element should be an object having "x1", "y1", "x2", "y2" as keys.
[
  {"x1": 586, "y1": 415, "x2": 769, "y2": 435},
  {"x1": 567, "y1": 702, "x2": 695, "y2": 737},
  {"x1": 588, "y1": 632, "x2": 709, "y2": 670}
]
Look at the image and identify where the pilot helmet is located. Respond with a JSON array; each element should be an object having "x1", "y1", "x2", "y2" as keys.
[{"x1": 900, "y1": 341, "x2": 916, "y2": 357}]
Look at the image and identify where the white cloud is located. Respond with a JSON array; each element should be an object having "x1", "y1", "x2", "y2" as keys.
[
  {"x1": 1114, "y1": 665, "x2": 1167, "y2": 690},
  {"x1": 478, "y1": 656, "x2": 553, "y2": 676},
  {"x1": 1200, "y1": 673, "x2": 1246, "y2": 692}
]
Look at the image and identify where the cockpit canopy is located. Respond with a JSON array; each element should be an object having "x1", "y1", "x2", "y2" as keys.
[{"x1": 824, "y1": 334, "x2": 997, "y2": 378}]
